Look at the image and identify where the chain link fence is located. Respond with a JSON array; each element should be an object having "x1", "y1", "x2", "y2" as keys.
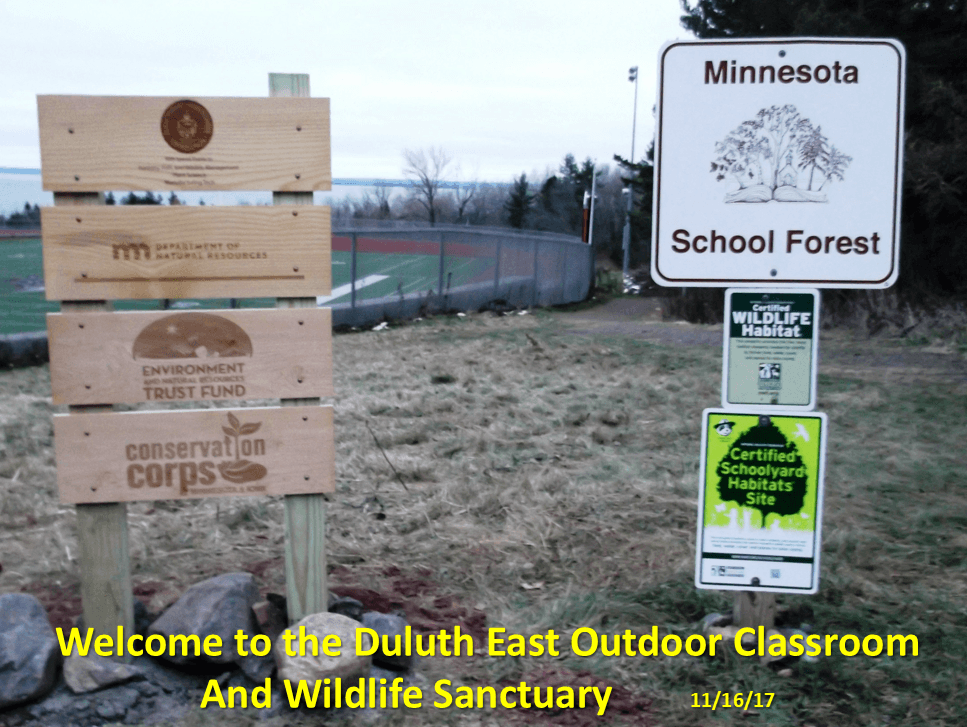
[
  {"x1": 328, "y1": 224, "x2": 592, "y2": 327},
  {"x1": 0, "y1": 225, "x2": 592, "y2": 364}
]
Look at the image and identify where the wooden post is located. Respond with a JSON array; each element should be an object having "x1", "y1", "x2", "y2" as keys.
[
  {"x1": 55, "y1": 191, "x2": 134, "y2": 652},
  {"x1": 270, "y1": 72, "x2": 329, "y2": 623},
  {"x1": 733, "y1": 591, "x2": 776, "y2": 630}
]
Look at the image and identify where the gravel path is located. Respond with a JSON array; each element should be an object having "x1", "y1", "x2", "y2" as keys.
[{"x1": 555, "y1": 297, "x2": 967, "y2": 384}]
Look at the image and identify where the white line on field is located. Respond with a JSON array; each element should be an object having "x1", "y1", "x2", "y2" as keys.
[{"x1": 317, "y1": 275, "x2": 389, "y2": 304}]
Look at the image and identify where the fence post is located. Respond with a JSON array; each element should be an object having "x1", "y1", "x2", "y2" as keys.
[
  {"x1": 493, "y1": 235, "x2": 503, "y2": 296},
  {"x1": 559, "y1": 243, "x2": 567, "y2": 303},
  {"x1": 350, "y1": 231, "x2": 358, "y2": 310},
  {"x1": 437, "y1": 231, "x2": 446, "y2": 305},
  {"x1": 532, "y1": 239, "x2": 540, "y2": 308}
]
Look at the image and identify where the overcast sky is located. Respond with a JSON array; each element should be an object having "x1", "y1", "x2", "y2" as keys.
[{"x1": 2, "y1": 0, "x2": 689, "y2": 184}]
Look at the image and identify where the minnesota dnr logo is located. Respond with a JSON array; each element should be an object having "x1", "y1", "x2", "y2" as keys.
[
  {"x1": 160, "y1": 100, "x2": 214, "y2": 154},
  {"x1": 125, "y1": 413, "x2": 267, "y2": 495}
]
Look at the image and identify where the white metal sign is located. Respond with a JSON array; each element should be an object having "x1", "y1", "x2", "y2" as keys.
[
  {"x1": 722, "y1": 288, "x2": 820, "y2": 411},
  {"x1": 652, "y1": 38, "x2": 905, "y2": 288},
  {"x1": 696, "y1": 410, "x2": 827, "y2": 594}
]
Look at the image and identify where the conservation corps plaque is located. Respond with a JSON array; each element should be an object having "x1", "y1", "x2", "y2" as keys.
[{"x1": 54, "y1": 405, "x2": 336, "y2": 504}]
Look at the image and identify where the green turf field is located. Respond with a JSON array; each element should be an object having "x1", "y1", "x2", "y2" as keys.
[{"x1": 1, "y1": 237, "x2": 492, "y2": 334}]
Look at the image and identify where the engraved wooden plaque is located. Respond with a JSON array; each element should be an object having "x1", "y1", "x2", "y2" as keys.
[
  {"x1": 37, "y1": 95, "x2": 331, "y2": 192},
  {"x1": 54, "y1": 406, "x2": 335, "y2": 504},
  {"x1": 41, "y1": 206, "x2": 331, "y2": 300},
  {"x1": 48, "y1": 308, "x2": 333, "y2": 405}
]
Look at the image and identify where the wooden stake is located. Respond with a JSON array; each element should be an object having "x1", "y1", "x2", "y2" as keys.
[
  {"x1": 271, "y1": 72, "x2": 329, "y2": 623},
  {"x1": 733, "y1": 591, "x2": 776, "y2": 630},
  {"x1": 54, "y1": 191, "x2": 134, "y2": 654}
]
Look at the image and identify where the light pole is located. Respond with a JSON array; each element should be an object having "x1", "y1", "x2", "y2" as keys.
[{"x1": 621, "y1": 65, "x2": 639, "y2": 287}]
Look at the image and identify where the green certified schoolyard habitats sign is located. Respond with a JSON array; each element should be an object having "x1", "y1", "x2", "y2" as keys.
[
  {"x1": 722, "y1": 288, "x2": 819, "y2": 410},
  {"x1": 696, "y1": 410, "x2": 827, "y2": 594}
]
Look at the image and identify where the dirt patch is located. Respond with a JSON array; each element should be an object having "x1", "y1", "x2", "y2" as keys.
[{"x1": 507, "y1": 667, "x2": 652, "y2": 726}]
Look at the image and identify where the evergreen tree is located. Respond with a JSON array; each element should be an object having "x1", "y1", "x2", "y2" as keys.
[
  {"x1": 504, "y1": 174, "x2": 535, "y2": 229},
  {"x1": 121, "y1": 191, "x2": 162, "y2": 205}
]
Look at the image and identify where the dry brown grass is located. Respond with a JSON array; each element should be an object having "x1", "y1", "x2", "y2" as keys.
[{"x1": 1, "y1": 303, "x2": 965, "y2": 726}]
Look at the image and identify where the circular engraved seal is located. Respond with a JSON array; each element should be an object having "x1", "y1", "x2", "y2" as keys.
[{"x1": 160, "y1": 100, "x2": 214, "y2": 154}]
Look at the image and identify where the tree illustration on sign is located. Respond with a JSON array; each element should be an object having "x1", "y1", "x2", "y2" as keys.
[
  {"x1": 219, "y1": 413, "x2": 267, "y2": 484},
  {"x1": 711, "y1": 104, "x2": 851, "y2": 203},
  {"x1": 715, "y1": 419, "x2": 808, "y2": 528}
]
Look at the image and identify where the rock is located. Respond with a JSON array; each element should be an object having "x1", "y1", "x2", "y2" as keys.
[
  {"x1": 63, "y1": 653, "x2": 146, "y2": 694},
  {"x1": 361, "y1": 612, "x2": 411, "y2": 671},
  {"x1": 329, "y1": 595, "x2": 365, "y2": 622},
  {"x1": 599, "y1": 410, "x2": 629, "y2": 426},
  {"x1": 133, "y1": 599, "x2": 155, "y2": 636},
  {"x1": 700, "y1": 612, "x2": 732, "y2": 634},
  {"x1": 706, "y1": 625, "x2": 741, "y2": 655},
  {"x1": 238, "y1": 652, "x2": 276, "y2": 683},
  {"x1": 275, "y1": 612, "x2": 372, "y2": 689},
  {"x1": 759, "y1": 629, "x2": 788, "y2": 665},
  {"x1": 0, "y1": 593, "x2": 62, "y2": 709},
  {"x1": 591, "y1": 426, "x2": 618, "y2": 445},
  {"x1": 266, "y1": 592, "x2": 288, "y2": 616},
  {"x1": 252, "y1": 599, "x2": 287, "y2": 643},
  {"x1": 148, "y1": 572, "x2": 259, "y2": 669},
  {"x1": 92, "y1": 684, "x2": 140, "y2": 721}
]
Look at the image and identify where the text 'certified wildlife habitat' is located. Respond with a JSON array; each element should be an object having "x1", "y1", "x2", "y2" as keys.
[
  {"x1": 696, "y1": 411, "x2": 827, "y2": 594},
  {"x1": 653, "y1": 38, "x2": 905, "y2": 288},
  {"x1": 722, "y1": 289, "x2": 819, "y2": 410}
]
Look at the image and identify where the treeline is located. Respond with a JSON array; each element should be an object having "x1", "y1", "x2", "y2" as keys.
[
  {"x1": 678, "y1": 0, "x2": 967, "y2": 321},
  {"x1": 0, "y1": 203, "x2": 41, "y2": 228},
  {"x1": 332, "y1": 153, "x2": 651, "y2": 269},
  {"x1": 1, "y1": 192, "x2": 187, "y2": 228}
]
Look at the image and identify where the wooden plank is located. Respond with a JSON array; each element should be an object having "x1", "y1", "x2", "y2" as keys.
[
  {"x1": 48, "y1": 307, "x2": 333, "y2": 405},
  {"x1": 54, "y1": 191, "x2": 135, "y2": 651},
  {"x1": 54, "y1": 405, "x2": 335, "y2": 504},
  {"x1": 41, "y1": 205, "x2": 331, "y2": 300},
  {"x1": 284, "y1": 493, "x2": 327, "y2": 625},
  {"x1": 733, "y1": 592, "x2": 776, "y2": 630},
  {"x1": 271, "y1": 72, "x2": 329, "y2": 624},
  {"x1": 38, "y1": 95, "x2": 330, "y2": 192}
]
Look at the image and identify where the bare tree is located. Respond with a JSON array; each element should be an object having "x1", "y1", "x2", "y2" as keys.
[{"x1": 402, "y1": 147, "x2": 452, "y2": 225}]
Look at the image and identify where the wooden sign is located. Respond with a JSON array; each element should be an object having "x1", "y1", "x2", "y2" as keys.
[
  {"x1": 41, "y1": 206, "x2": 331, "y2": 300},
  {"x1": 54, "y1": 405, "x2": 335, "y2": 504},
  {"x1": 47, "y1": 308, "x2": 333, "y2": 405},
  {"x1": 37, "y1": 95, "x2": 331, "y2": 192}
]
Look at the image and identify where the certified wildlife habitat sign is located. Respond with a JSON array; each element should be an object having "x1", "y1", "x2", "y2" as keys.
[
  {"x1": 696, "y1": 410, "x2": 827, "y2": 594},
  {"x1": 722, "y1": 288, "x2": 819, "y2": 410},
  {"x1": 652, "y1": 38, "x2": 905, "y2": 288}
]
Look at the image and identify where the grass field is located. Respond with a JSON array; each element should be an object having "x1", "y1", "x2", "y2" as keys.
[
  {"x1": 1, "y1": 237, "x2": 493, "y2": 334},
  {"x1": 0, "y1": 300, "x2": 964, "y2": 726}
]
